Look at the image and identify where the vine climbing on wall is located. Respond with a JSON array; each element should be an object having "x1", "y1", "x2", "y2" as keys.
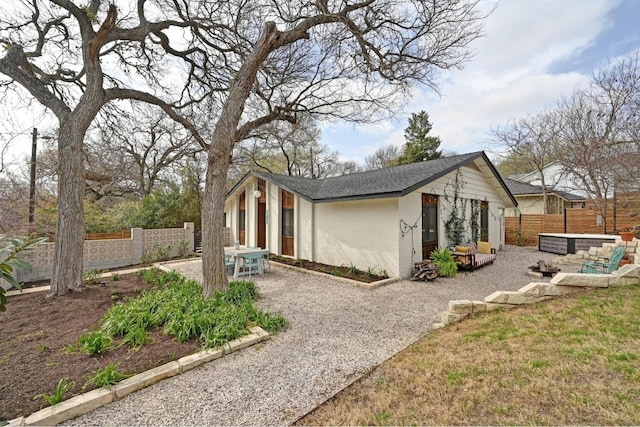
[
  {"x1": 470, "y1": 199, "x2": 480, "y2": 242},
  {"x1": 442, "y1": 170, "x2": 468, "y2": 246}
]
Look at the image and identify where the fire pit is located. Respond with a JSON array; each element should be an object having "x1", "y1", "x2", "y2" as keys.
[{"x1": 528, "y1": 260, "x2": 561, "y2": 277}]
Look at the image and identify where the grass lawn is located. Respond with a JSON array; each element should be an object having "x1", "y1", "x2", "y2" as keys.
[{"x1": 299, "y1": 282, "x2": 640, "y2": 426}]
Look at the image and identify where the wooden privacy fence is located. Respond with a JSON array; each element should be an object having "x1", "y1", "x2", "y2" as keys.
[
  {"x1": 506, "y1": 214, "x2": 563, "y2": 246},
  {"x1": 506, "y1": 207, "x2": 639, "y2": 246},
  {"x1": 86, "y1": 230, "x2": 132, "y2": 240}
]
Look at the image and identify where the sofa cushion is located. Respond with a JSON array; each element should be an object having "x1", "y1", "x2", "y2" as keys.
[
  {"x1": 477, "y1": 241, "x2": 492, "y2": 254},
  {"x1": 455, "y1": 245, "x2": 472, "y2": 254}
]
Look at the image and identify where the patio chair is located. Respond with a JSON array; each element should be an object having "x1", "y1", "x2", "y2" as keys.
[
  {"x1": 580, "y1": 246, "x2": 626, "y2": 274},
  {"x1": 241, "y1": 252, "x2": 264, "y2": 277},
  {"x1": 224, "y1": 253, "x2": 235, "y2": 275},
  {"x1": 260, "y1": 249, "x2": 271, "y2": 272}
]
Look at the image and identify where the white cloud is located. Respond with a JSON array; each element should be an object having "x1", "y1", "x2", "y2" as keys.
[
  {"x1": 469, "y1": 0, "x2": 619, "y2": 77},
  {"x1": 322, "y1": 0, "x2": 630, "y2": 164}
]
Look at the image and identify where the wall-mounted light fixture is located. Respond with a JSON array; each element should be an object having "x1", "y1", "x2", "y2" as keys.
[{"x1": 253, "y1": 190, "x2": 262, "y2": 199}]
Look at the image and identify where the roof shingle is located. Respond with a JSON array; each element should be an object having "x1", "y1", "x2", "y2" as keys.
[{"x1": 229, "y1": 151, "x2": 517, "y2": 206}]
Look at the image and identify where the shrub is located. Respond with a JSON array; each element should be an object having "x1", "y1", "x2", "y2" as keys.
[
  {"x1": 429, "y1": 247, "x2": 458, "y2": 277},
  {"x1": 0, "y1": 235, "x2": 47, "y2": 311},
  {"x1": 83, "y1": 269, "x2": 103, "y2": 286}
]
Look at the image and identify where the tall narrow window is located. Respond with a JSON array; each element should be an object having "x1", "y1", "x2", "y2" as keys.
[
  {"x1": 422, "y1": 194, "x2": 438, "y2": 260},
  {"x1": 281, "y1": 190, "x2": 294, "y2": 256},
  {"x1": 480, "y1": 201, "x2": 489, "y2": 242},
  {"x1": 257, "y1": 179, "x2": 267, "y2": 249},
  {"x1": 238, "y1": 191, "x2": 246, "y2": 245}
]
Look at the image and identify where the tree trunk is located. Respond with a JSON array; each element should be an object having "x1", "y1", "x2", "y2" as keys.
[
  {"x1": 202, "y1": 149, "x2": 231, "y2": 296},
  {"x1": 201, "y1": 22, "x2": 282, "y2": 296},
  {"x1": 48, "y1": 120, "x2": 87, "y2": 296}
]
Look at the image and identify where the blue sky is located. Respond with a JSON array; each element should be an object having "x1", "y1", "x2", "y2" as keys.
[{"x1": 320, "y1": 0, "x2": 640, "y2": 164}]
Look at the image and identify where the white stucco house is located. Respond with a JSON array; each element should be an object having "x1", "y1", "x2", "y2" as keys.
[
  {"x1": 224, "y1": 151, "x2": 517, "y2": 278},
  {"x1": 514, "y1": 161, "x2": 590, "y2": 198},
  {"x1": 503, "y1": 178, "x2": 585, "y2": 216}
]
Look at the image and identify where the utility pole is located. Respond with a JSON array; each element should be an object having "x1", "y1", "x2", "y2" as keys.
[{"x1": 28, "y1": 128, "x2": 37, "y2": 231}]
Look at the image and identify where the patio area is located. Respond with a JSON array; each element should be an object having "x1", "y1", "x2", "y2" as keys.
[{"x1": 67, "y1": 245, "x2": 558, "y2": 426}]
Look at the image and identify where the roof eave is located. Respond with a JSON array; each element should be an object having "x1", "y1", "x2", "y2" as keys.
[{"x1": 311, "y1": 191, "x2": 404, "y2": 203}]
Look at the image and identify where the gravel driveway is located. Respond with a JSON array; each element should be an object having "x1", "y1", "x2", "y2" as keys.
[{"x1": 67, "y1": 245, "x2": 557, "y2": 426}]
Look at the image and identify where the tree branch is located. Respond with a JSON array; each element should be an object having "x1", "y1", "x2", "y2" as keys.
[{"x1": 105, "y1": 88, "x2": 209, "y2": 150}]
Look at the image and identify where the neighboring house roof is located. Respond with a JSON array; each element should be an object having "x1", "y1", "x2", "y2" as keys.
[
  {"x1": 229, "y1": 151, "x2": 518, "y2": 207},
  {"x1": 554, "y1": 189, "x2": 586, "y2": 202},
  {"x1": 506, "y1": 173, "x2": 528, "y2": 181},
  {"x1": 503, "y1": 178, "x2": 585, "y2": 202},
  {"x1": 514, "y1": 161, "x2": 561, "y2": 183}
]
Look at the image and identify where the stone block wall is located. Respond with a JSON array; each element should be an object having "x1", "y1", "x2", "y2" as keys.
[
  {"x1": 14, "y1": 223, "x2": 195, "y2": 283},
  {"x1": 561, "y1": 240, "x2": 640, "y2": 266},
  {"x1": 142, "y1": 223, "x2": 195, "y2": 259},
  {"x1": 437, "y1": 264, "x2": 640, "y2": 327}
]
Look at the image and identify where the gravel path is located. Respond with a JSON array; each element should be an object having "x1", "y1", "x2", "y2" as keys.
[{"x1": 67, "y1": 245, "x2": 557, "y2": 426}]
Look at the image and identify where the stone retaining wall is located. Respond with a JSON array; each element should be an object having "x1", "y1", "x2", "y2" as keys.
[
  {"x1": 437, "y1": 264, "x2": 640, "y2": 327},
  {"x1": 558, "y1": 239, "x2": 639, "y2": 266},
  {"x1": 438, "y1": 239, "x2": 640, "y2": 326}
]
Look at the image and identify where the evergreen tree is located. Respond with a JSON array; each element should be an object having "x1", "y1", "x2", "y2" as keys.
[{"x1": 397, "y1": 111, "x2": 443, "y2": 164}]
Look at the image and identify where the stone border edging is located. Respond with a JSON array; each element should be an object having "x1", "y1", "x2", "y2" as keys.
[
  {"x1": 269, "y1": 261, "x2": 400, "y2": 289},
  {"x1": 7, "y1": 326, "x2": 270, "y2": 427},
  {"x1": 435, "y1": 264, "x2": 640, "y2": 328}
]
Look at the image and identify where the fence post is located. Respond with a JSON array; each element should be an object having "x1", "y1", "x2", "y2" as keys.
[
  {"x1": 564, "y1": 208, "x2": 567, "y2": 234},
  {"x1": 131, "y1": 228, "x2": 144, "y2": 264},
  {"x1": 518, "y1": 213, "x2": 522, "y2": 234}
]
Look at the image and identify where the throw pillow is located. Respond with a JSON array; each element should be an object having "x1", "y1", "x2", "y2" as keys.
[
  {"x1": 477, "y1": 241, "x2": 492, "y2": 254},
  {"x1": 454, "y1": 245, "x2": 471, "y2": 254}
]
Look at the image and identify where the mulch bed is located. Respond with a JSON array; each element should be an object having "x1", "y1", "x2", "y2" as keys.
[
  {"x1": 0, "y1": 273, "x2": 201, "y2": 422},
  {"x1": 269, "y1": 255, "x2": 388, "y2": 283}
]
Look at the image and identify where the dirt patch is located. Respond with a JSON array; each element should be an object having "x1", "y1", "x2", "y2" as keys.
[
  {"x1": 269, "y1": 255, "x2": 388, "y2": 283},
  {"x1": 0, "y1": 273, "x2": 201, "y2": 422}
]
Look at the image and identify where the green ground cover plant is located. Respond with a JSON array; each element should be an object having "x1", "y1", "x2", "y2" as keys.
[
  {"x1": 79, "y1": 268, "x2": 286, "y2": 351},
  {"x1": 85, "y1": 363, "x2": 131, "y2": 388},
  {"x1": 38, "y1": 378, "x2": 74, "y2": 407},
  {"x1": 299, "y1": 283, "x2": 640, "y2": 426}
]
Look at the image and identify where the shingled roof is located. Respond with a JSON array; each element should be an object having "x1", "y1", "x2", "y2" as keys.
[
  {"x1": 229, "y1": 151, "x2": 517, "y2": 206},
  {"x1": 503, "y1": 178, "x2": 585, "y2": 201}
]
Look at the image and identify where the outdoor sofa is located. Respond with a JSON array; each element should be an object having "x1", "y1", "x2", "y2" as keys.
[{"x1": 454, "y1": 241, "x2": 496, "y2": 271}]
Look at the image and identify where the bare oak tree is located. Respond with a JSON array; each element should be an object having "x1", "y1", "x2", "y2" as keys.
[
  {"x1": 1, "y1": 0, "x2": 486, "y2": 297},
  {"x1": 492, "y1": 111, "x2": 559, "y2": 213},
  {"x1": 234, "y1": 115, "x2": 358, "y2": 179},
  {"x1": 198, "y1": 0, "x2": 486, "y2": 295},
  {"x1": 363, "y1": 144, "x2": 401, "y2": 170},
  {"x1": 88, "y1": 103, "x2": 205, "y2": 198},
  {"x1": 555, "y1": 52, "x2": 640, "y2": 230},
  {"x1": 0, "y1": 1, "x2": 212, "y2": 295}
]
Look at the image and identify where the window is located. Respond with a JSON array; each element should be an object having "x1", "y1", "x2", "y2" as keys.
[
  {"x1": 282, "y1": 209, "x2": 294, "y2": 236},
  {"x1": 480, "y1": 201, "x2": 489, "y2": 241},
  {"x1": 281, "y1": 190, "x2": 294, "y2": 256},
  {"x1": 238, "y1": 191, "x2": 246, "y2": 245}
]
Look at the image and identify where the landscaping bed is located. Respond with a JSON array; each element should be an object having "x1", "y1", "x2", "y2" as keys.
[
  {"x1": 0, "y1": 270, "x2": 283, "y2": 422},
  {"x1": 269, "y1": 255, "x2": 388, "y2": 283}
]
